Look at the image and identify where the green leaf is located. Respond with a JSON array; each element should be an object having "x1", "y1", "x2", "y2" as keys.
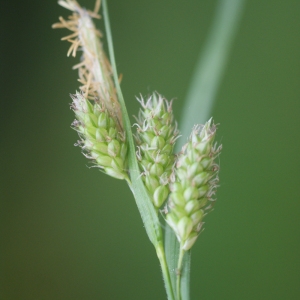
[
  {"x1": 180, "y1": 250, "x2": 191, "y2": 300},
  {"x1": 165, "y1": 0, "x2": 246, "y2": 299},
  {"x1": 179, "y1": 0, "x2": 246, "y2": 147},
  {"x1": 165, "y1": 226, "x2": 179, "y2": 293},
  {"x1": 102, "y1": 2, "x2": 175, "y2": 299},
  {"x1": 102, "y1": 0, "x2": 161, "y2": 247}
]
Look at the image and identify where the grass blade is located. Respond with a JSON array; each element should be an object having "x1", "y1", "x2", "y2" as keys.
[
  {"x1": 179, "y1": 0, "x2": 246, "y2": 145},
  {"x1": 180, "y1": 251, "x2": 191, "y2": 300},
  {"x1": 165, "y1": 1, "x2": 246, "y2": 299},
  {"x1": 102, "y1": 0, "x2": 161, "y2": 247},
  {"x1": 102, "y1": 1, "x2": 175, "y2": 299}
]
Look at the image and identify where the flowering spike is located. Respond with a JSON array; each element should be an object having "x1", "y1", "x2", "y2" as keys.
[
  {"x1": 71, "y1": 92, "x2": 128, "y2": 180},
  {"x1": 135, "y1": 93, "x2": 179, "y2": 208},
  {"x1": 53, "y1": 1, "x2": 121, "y2": 121},
  {"x1": 53, "y1": 1, "x2": 128, "y2": 180},
  {"x1": 165, "y1": 119, "x2": 222, "y2": 250}
]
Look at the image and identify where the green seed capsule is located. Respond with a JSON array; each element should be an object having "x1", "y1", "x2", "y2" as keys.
[
  {"x1": 171, "y1": 192, "x2": 186, "y2": 207},
  {"x1": 145, "y1": 175, "x2": 159, "y2": 194},
  {"x1": 190, "y1": 210, "x2": 204, "y2": 226},
  {"x1": 187, "y1": 148, "x2": 198, "y2": 162},
  {"x1": 86, "y1": 99, "x2": 94, "y2": 114},
  {"x1": 85, "y1": 126, "x2": 97, "y2": 139},
  {"x1": 170, "y1": 182, "x2": 183, "y2": 193},
  {"x1": 84, "y1": 139, "x2": 94, "y2": 149},
  {"x1": 142, "y1": 132, "x2": 155, "y2": 145},
  {"x1": 74, "y1": 110, "x2": 85, "y2": 121},
  {"x1": 176, "y1": 169, "x2": 187, "y2": 181},
  {"x1": 201, "y1": 157, "x2": 212, "y2": 169},
  {"x1": 185, "y1": 200, "x2": 201, "y2": 215},
  {"x1": 111, "y1": 157, "x2": 123, "y2": 171},
  {"x1": 108, "y1": 127, "x2": 117, "y2": 139},
  {"x1": 108, "y1": 139, "x2": 120, "y2": 157},
  {"x1": 183, "y1": 186, "x2": 199, "y2": 201},
  {"x1": 87, "y1": 113, "x2": 98, "y2": 127},
  {"x1": 161, "y1": 143, "x2": 172, "y2": 154},
  {"x1": 153, "y1": 185, "x2": 169, "y2": 208},
  {"x1": 161, "y1": 112, "x2": 171, "y2": 123},
  {"x1": 96, "y1": 128, "x2": 108, "y2": 142},
  {"x1": 156, "y1": 153, "x2": 169, "y2": 166},
  {"x1": 92, "y1": 142, "x2": 108, "y2": 154},
  {"x1": 172, "y1": 206, "x2": 187, "y2": 219},
  {"x1": 93, "y1": 105, "x2": 101, "y2": 118},
  {"x1": 96, "y1": 155, "x2": 112, "y2": 167},
  {"x1": 196, "y1": 140, "x2": 211, "y2": 155},
  {"x1": 166, "y1": 213, "x2": 179, "y2": 234},
  {"x1": 143, "y1": 149, "x2": 153, "y2": 161},
  {"x1": 186, "y1": 162, "x2": 199, "y2": 178},
  {"x1": 198, "y1": 197, "x2": 208, "y2": 208},
  {"x1": 177, "y1": 217, "x2": 193, "y2": 240},
  {"x1": 120, "y1": 143, "x2": 127, "y2": 161},
  {"x1": 98, "y1": 112, "x2": 107, "y2": 128},
  {"x1": 177, "y1": 155, "x2": 190, "y2": 168},
  {"x1": 198, "y1": 185, "x2": 209, "y2": 197},
  {"x1": 151, "y1": 136, "x2": 165, "y2": 149},
  {"x1": 150, "y1": 163, "x2": 164, "y2": 176},
  {"x1": 90, "y1": 151, "x2": 99, "y2": 159},
  {"x1": 104, "y1": 167, "x2": 126, "y2": 180},
  {"x1": 150, "y1": 118, "x2": 163, "y2": 130},
  {"x1": 159, "y1": 125, "x2": 170, "y2": 139},
  {"x1": 108, "y1": 117, "x2": 116, "y2": 128},
  {"x1": 193, "y1": 172, "x2": 210, "y2": 186},
  {"x1": 182, "y1": 232, "x2": 198, "y2": 251},
  {"x1": 140, "y1": 159, "x2": 152, "y2": 170}
]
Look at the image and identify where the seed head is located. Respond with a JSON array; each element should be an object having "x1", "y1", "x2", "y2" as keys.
[
  {"x1": 53, "y1": 1, "x2": 128, "y2": 179},
  {"x1": 71, "y1": 92, "x2": 128, "y2": 180},
  {"x1": 135, "y1": 93, "x2": 179, "y2": 208},
  {"x1": 165, "y1": 119, "x2": 222, "y2": 250}
]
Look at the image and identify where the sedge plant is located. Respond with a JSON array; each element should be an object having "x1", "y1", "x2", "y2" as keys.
[{"x1": 53, "y1": 0, "x2": 244, "y2": 299}]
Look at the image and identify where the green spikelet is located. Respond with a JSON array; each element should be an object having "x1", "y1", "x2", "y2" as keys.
[
  {"x1": 135, "y1": 93, "x2": 179, "y2": 208},
  {"x1": 165, "y1": 119, "x2": 221, "y2": 250},
  {"x1": 71, "y1": 92, "x2": 128, "y2": 180}
]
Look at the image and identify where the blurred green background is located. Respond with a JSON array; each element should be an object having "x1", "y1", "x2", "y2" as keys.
[{"x1": 2, "y1": 0, "x2": 300, "y2": 299}]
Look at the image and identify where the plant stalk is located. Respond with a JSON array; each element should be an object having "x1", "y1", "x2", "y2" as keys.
[
  {"x1": 176, "y1": 247, "x2": 185, "y2": 300},
  {"x1": 156, "y1": 242, "x2": 176, "y2": 300}
]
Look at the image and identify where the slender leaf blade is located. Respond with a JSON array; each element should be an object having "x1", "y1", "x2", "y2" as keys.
[
  {"x1": 165, "y1": 1, "x2": 246, "y2": 299},
  {"x1": 102, "y1": 2, "x2": 175, "y2": 299},
  {"x1": 102, "y1": 0, "x2": 162, "y2": 247},
  {"x1": 179, "y1": 0, "x2": 246, "y2": 146}
]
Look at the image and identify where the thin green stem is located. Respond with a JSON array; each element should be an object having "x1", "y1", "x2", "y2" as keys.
[
  {"x1": 176, "y1": 247, "x2": 185, "y2": 300},
  {"x1": 156, "y1": 242, "x2": 176, "y2": 300}
]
